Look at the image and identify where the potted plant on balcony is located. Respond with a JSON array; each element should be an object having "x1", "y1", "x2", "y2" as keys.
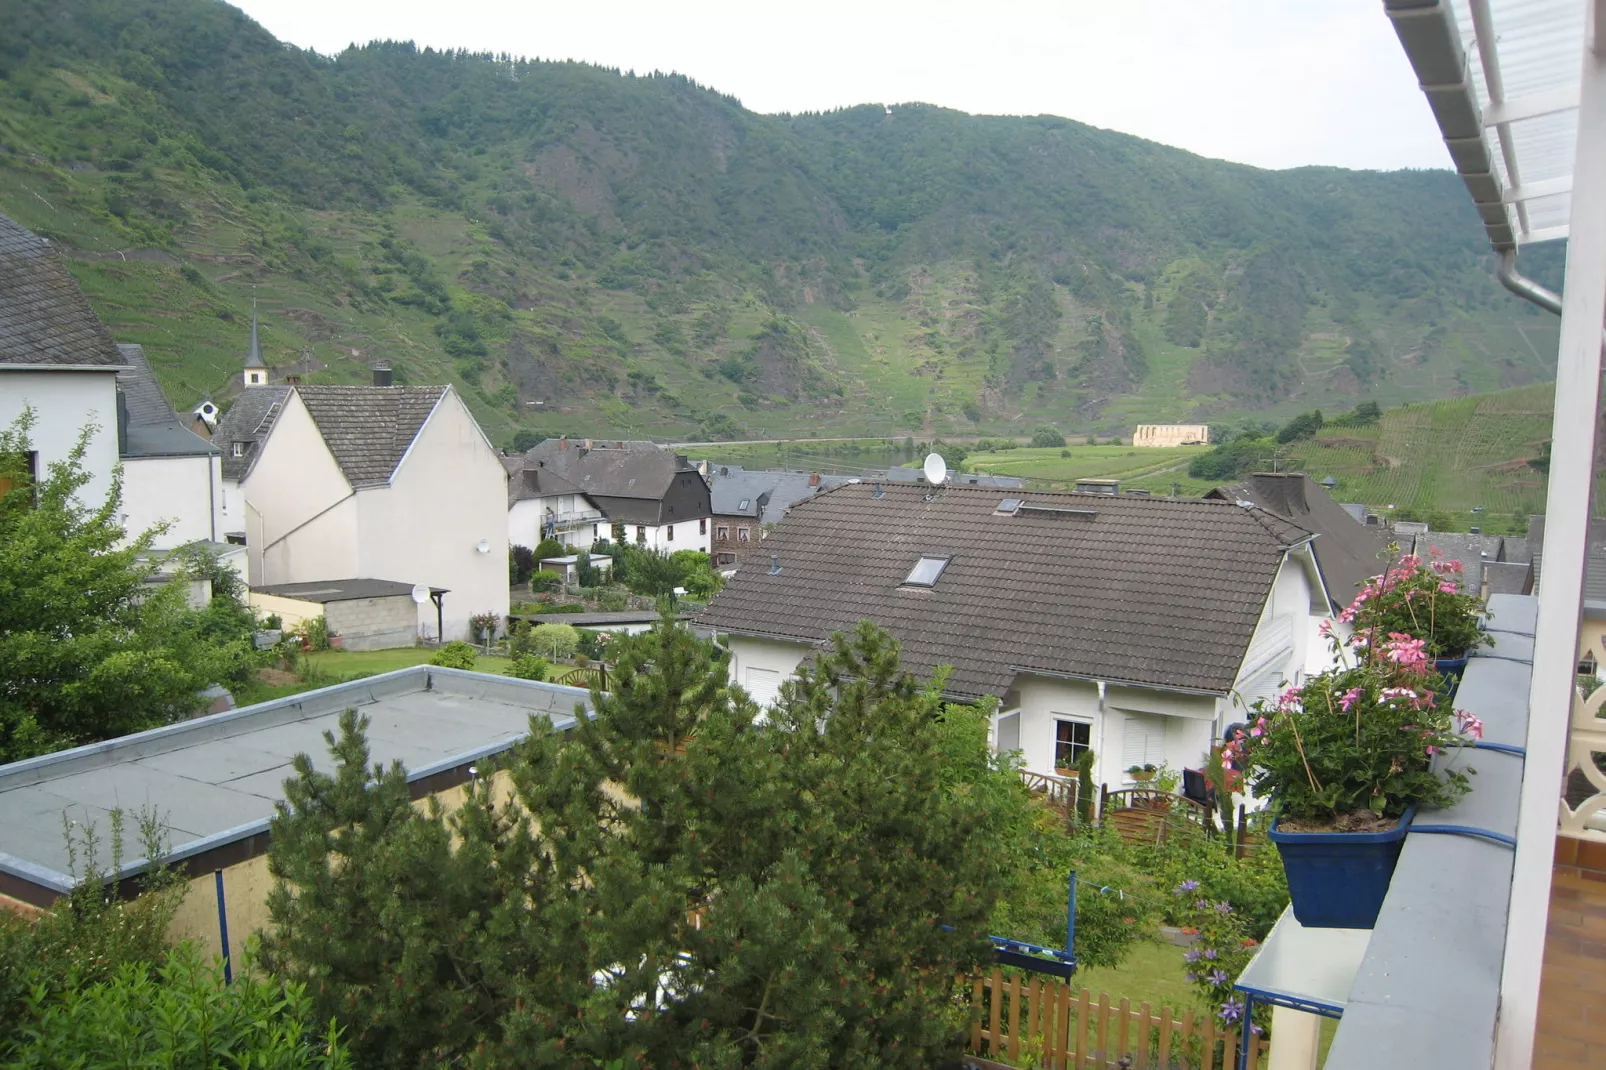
[
  {"x1": 1128, "y1": 763, "x2": 1158, "y2": 783},
  {"x1": 1341, "y1": 546, "x2": 1490, "y2": 697},
  {"x1": 1234, "y1": 628, "x2": 1481, "y2": 928}
]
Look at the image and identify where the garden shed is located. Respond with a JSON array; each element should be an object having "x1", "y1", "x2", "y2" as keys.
[{"x1": 249, "y1": 578, "x2": 445, "y2": 651}]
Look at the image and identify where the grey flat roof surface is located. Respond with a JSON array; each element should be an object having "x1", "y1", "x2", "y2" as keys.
[
  {"x1": 0, "y1": 667, "x2": 590, "y2": 888},
  {"x1": 251, "y1": 579, "x2": 445, "y2": 602}
]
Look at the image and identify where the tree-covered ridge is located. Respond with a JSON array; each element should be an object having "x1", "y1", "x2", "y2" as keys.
[{"x1": 0, "y1": 0, "x2": 1566, "y2": 441}]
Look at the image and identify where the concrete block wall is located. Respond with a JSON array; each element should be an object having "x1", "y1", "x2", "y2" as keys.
[{"x1": 326, "y1": 595, "x2": 417, "y2": 651}]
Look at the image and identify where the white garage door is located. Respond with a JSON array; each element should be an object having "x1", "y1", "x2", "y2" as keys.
[{"x1": 744, "y1": 667, "x2": 782, "y2": 708}]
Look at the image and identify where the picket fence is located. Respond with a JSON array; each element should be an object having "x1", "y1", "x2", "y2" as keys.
[{"x1": 969, "y1": 968, "x2": 1270, "y2": 1070}]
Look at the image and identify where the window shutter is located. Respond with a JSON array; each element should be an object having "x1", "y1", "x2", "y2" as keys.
[
  {"x1": 745, "y1": 667, "x2": 782, "y2": 708},
  {"x1": 1121, "y1": 712, "x2": 1166, "y2": 771}
]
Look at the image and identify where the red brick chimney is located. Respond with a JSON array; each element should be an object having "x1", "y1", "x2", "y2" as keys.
[
  {"x1": 559, "y1": 436, "x2": 568, "y2": 451},
  {"x1": 808, "y1": 472, "x2": 821, "y2": 487}
]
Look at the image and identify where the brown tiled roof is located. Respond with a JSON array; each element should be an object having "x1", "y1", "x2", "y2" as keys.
[
  {"x1": 1207, "y1": 473, "x2": 1392, "y2": 610},
  {"x1": 524, "y1": 438, "x2": 694, "y2": 501},
  {"x1": 503, "y1": 457, "x2": 589, "y2": 504},
  {"x1": 0, "y1": 213, "x2": 125, "y2": 367},
  {"x1": 700, "y1": 483, "x2": 1313, "y2": 699},
  {"x1": 295, "y1": 385, "x2": 447, "y2": 486}
]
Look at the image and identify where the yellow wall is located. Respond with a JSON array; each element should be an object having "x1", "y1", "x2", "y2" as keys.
[{"x1": 246, "y1": 592, "x2": 325, "y2": 629}]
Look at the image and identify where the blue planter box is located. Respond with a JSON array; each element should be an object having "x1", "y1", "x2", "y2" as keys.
[
  {"x1": 1435, "y1": 655, "x2": 1469, "y2": 700},
  {"x1": 1268, "y1": 805, "x2": 1416, "y2": 929}
]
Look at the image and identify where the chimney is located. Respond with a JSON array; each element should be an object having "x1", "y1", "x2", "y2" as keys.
[
  {"x1": 372, "y1": 361, "x2": 393, "y2": 387},
  {"x1": 559, "y1": 436, "x2": 569, "y2": 451},
  {"x1": 583, "y1": 438, "x2": 593, "y2": 449},
  {"x1": 808, "y1": 472, "x2": 821, "y2": 487}
]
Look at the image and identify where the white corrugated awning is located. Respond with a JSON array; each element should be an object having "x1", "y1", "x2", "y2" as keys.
[{"x1": 1388, "y1": 0, "x2": 1590, "y2": 249}]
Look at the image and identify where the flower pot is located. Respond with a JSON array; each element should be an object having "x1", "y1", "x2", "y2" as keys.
[
  {"x1": 328, "y1": 635, "x2": 345, "y2": 650},
  {"x1": 1435, "y1": 655, "x2": 1469, "y2": 699},
  {"x1": 1268, "y1": 805, "x2": 1416, "y2": 929}
]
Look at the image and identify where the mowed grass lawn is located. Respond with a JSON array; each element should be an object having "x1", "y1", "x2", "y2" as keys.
[
  {"x1": 964, "y1": 445, "x2": 1208, "y2": 488},
  {"x1": 236, "y1": 646, "x2": 607, "y2": 707}
]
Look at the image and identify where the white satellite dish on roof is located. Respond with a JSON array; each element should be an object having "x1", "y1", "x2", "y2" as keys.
[
  {"x1": 411, "y1": 584, "x2": 430, "y2": 605},
  {"x1": 922, "y1": 452, "x2": 948, "y2": 486}
]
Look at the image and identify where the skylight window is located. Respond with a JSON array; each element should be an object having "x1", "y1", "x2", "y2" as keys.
[
  {"x1": 996, "y1": 498, "x2": 1022, "y2": 515},
  {"x1": 738, "y1": 499, "x2": 750, "y2": 510},
  {"x1": 902, "y1": 556, "x2": 950, "y2": 588}
]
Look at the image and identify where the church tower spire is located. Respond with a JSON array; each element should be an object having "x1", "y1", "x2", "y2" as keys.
[{"x1": 244, "y1": 297, "x2": 267, "y2": 387}]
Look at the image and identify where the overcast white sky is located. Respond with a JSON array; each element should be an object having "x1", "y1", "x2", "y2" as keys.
[{"x1": 230, "y1": 0, "x2": 1448, "y2": 172}]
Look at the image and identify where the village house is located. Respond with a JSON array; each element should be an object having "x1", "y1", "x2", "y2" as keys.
[
  {"x1": 503, "y1": 453, "x2": 606, "y2": 551},
  {"x1": 0, "y1": 213, "x2": 222, "y2": 550},
  {"x1": 706, "y1": 465, "x2": 853, "y2": 569},
  {"x1": 699, "y1": 483, "x2": 1338, "y2": 787},
  {"x1": 512, "y1": 438, "x2": 711, "y2": 553},
  {"x1": 212, "y1": 355, "x2": 509, "y2": 643}
]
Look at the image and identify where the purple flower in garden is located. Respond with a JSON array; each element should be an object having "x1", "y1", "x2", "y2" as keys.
[
  {"x1": 1184, "y1": 949, "x2": 1201, "y2": 963},
  {"x1": 1195, "y1": 899, "x2": 1212, "y2": 910},
  {"x1": 1208, "y1": 969, "x2": 1230, "y2": 986},
  {"x1": 1177, "y1": 879, "x2": 1200, "y2": 893},
  {"x1": 1220, "y1": 999, "x2": 1245, "y2": 1022},
  {"x1": 1184, "y1": 972, "x2": 1197, "y2": 983},
  {"x1": 1339, "y1": 687, "x2": 1363, "y2": 713},
  {"x1": 1203, "y1": 948, "x2": 1218, "y2": 960},
  {"x1": 1214, "y1": 901, "x2": 1233, "y2": 915}
]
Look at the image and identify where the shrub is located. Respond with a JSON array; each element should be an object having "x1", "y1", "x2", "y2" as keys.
[
  {"x1": 1029, "y1": 425, "x2": 1067, "y2": 448},
  {"x1": 575, "y1": 551, "x2": 598, "y2": 588},
  {"x1": 509, "y1": 654, "x2": 549, "y2": 681},
  {"x1": 469, "y1": 611, "x2": 501, "y2": 643},
  {"x1": 528, "y1": 569, "x2": 561, "y2": 593},
  {"x1": 527, "y1": 623, "x2": 580, "y2": 660},
  {"x1": 532, "y1": 537, "x2": 564, "y2": 563},
  {"x1": 1173, "y1": 883, "x2": 1260, "y2": 1032},
  {"x1": 429, "y1": 641, "x2": 478, "y2": 670},
  {"x1": 597, "y1": 587, "x2": 629, "y2": 611},
  {"x1": 262, "y1": 613, "x2": 283, "y2": 630},
  {"x1": 302, "y1": 615, "x2": 330, "y2": 651},
  {"x1": 509, "y1": 544, "x2": 535, "y2": 586}
]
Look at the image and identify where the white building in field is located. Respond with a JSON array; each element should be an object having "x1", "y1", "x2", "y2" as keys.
[
  {"x1": 701, "y1": 483, "x2": 1339, "y2": 789},
  {"x1": 1133, "y1": 424, "x2": 1210, "y2": 448},
  {"x1": 509, "y1": 438, "x2": 711, "y2": 554},
  {"x1": 213, "y1": 360, "x2": 509, "y2": 643}
]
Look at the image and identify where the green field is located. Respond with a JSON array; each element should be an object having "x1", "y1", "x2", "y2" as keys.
[{"x1": 964, "y1": 384, "x2": 1569, "y2": 531}]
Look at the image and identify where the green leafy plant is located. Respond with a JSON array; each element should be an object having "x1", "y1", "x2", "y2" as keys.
[
  {"x1": 301, "y1": 615, "x2": 330, "y2": 651},
  {"x1": 1236, "y1": 627, "x2": 1480, "y2": 823},
  {"x1": 508, "y1": 544, "x2": 535, "y2": 586},
  {"x1": 1344, "y1": 546, "x2": 1491, "y2": 659},
  {"x1": 1173, "y1": 881, "x2": 1261, "y2": 1029},
  {"x1": 508, "y1": 653, "x2": 549, "y2": 681},
  {"x1": 527, "y1": 622, "x2": 580, "y2": 660},
  {"x1": 262, "y1": 613, "x2": 283, "y2": 630},
  {"x1": 428, "y1": 641, "x2": 478, "y2": 670},
  {"x1": 527, "y1": 569, "x2": 561, "y2": 593},
  {"x1": 469, "y1": 611, "x2": 501, "y2": 643}
]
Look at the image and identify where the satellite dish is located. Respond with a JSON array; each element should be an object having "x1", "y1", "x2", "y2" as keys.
[
  {"x1": 411, "y1": 584, "x2": 430, "y2": 604},
  {"x1": 922, "y1": 452, "x2": 948, "y2": 486}
]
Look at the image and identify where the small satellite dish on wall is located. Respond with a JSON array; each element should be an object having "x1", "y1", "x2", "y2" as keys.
[
  {"x1": 922, "y1": 452, "x2": 949, "y2": 486},
  {"x1": 411, "y1": 584, "x2": 431, "y2": 605},
  {"x1": 475, "y1": 538, "x2": 491, "y2": 554}
]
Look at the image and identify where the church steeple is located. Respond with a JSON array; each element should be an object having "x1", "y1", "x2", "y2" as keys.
[{"x1": 243, "y1": 298, "x2": 267, "y2": 387}]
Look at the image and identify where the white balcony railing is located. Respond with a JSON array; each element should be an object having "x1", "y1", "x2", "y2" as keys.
[{"x1": 1561, "y1": 627, "x2": 1606, "y2": 839}]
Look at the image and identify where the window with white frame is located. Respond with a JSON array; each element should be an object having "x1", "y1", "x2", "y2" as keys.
[
  {"x1": 232, "y1": 441, "x2": 245, "y2": 458},
  {"x1": 666, "y1": 525, "x2": 674, "y2": 541},
  {"x1": 717, "y1": 525, "x2": 730, "y2": 540},
  {"x1": 1054, "y1": 718, "x2": 1091, "y2": 770},
  {"x1": 738, "y1": 526, "x2": 750, "y2": 542}
]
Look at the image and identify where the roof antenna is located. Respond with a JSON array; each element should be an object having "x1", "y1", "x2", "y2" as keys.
[{"x1": 871, "y1": 483, "x2": 885, "y2": 499}]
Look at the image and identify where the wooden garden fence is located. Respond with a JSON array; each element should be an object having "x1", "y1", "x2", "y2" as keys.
[{"x1": 969, "y1": 968, "x2": 1269, "y2": 1070}]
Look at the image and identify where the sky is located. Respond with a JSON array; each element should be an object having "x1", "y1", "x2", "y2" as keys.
[{"x1": 228, "y1": 0, "x2": 1449, "y2": 173}]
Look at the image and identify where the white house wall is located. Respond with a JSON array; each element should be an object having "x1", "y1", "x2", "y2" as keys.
[
  {"x1": 0, "y1": 370, "x2": 119, "y2": 509},
  {"x1": 120, "y1": 455, "x2": 218, "y2": 547},
  {"x1": 240, "y1": 394, "x2": 355, "y2": 587},
  {"x1": 1012, "y1": 675, "x2": 1217, "y2": 788},
  {"x1": 356, "y1": 390, "x2": 508, "y2": 642},
  {"x1": 725, "y1": 635, "x2": 810, "y2": 708},
  {"x1": 509, "y1": 495, "x2": 604, "y2": 551},
  {"x1": 622, "y1": 520, "x2": 710, "y2": 555}
]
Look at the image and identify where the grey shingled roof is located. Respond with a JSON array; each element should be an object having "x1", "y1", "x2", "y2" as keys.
[
  {"x1": 877, "y1": 465, "x2": 1026, "y2": 488},
  {"x1": 1530, "y1": 515, "x2": 1606, "y2": 606},
  {"x1": 212, "y1": 386, "x2": 291, "y2": 481},
  {"x1": 709, "y1": 466, "x2": 856, "y2": 525},
  {"x1": 504, "y1": 457, "x2": 591, "y2": 505},
  {"x1": 1206, "y1": 473, "x2": 1392, "y2": 609},
  {"x1": 295, "y1": 385, "x2": 447, "y2": 486},
  {"x1": 1410, "y1": 530, "x2": 1507, "y2": 592},
  {"x1": 0, "y1": 213, "x2": 125, "y2": 368},
  {"x1": 700, "y1": 483, "x2": 1313, "y2": 699},
  {"x1": 114, "y1": 344, "x2": 215, "y2": 458},
  {"x1": 524, "y1": 438, "x2": 696, "y2": 501}
]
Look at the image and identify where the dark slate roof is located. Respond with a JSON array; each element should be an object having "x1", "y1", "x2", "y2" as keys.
[
  {"x1": 212, "y1": 386, "x2": 291, "y2": 481},
  {"x1": 503, "y1": 456, "x2": 591, "y2": 504},
  {"x1": 114, "y1": 344, "x2": 216, "y2": 458},
  {"x1": 1206, "y1": 473, "x2": 1392, "y2": 609},
  {"x1": 1483, "y1": 561, "x2": 1533, "y2": 596},
  {"x1": 700, "y1": 483, "x2": 1314, "y2": 699},
  {"x1": 252, "y1": 578, "x2": 445, "y2": 602},
  {"x1": 708, "y1": 465, "x2": 855, "y2": 524},
  {"x1": 1411, "y1": 531, "x2": 1507, "y2": 591},
  {"x1": 876, "y1": 465, "x2": 1026, "y2": 488},
  {"x1": 0, "y1": 213, "x2": 125, "y2": 368},
  {"x1": 295, "y1": 385, "x2": 448, "y2": 486},
  {"x1": 1530, "y1": 515, "x2": 1606, "y2": 606},
  {"x1": 524, "y1": 439, "x2": 698, "y2": 501}
]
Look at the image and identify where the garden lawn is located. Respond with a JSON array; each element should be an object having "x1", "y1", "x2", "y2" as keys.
[
  {"x1": 1072, "y1": 938, "x2": 1199, "y2": 1015},
  {"x1": 304, "y1": 647, "x2": 514, "y2": 678}
]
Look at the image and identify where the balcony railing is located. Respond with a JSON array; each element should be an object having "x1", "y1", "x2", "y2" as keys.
[
  {"x1": 542, "y1": 510, "x2": 604, "y2": 533},
  {"x1": 1561, "y1": 627, "x2": 1606, "y2": 840}
]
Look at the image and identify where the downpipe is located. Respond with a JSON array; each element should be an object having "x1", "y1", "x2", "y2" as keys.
[{"x1": 1498, "y1": 248, "x2": 1606, "y2": 350}]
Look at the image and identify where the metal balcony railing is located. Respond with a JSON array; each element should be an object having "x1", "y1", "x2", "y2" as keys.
[{"x1": 542, "y1": 510, "x2": 604, "y2": 533}]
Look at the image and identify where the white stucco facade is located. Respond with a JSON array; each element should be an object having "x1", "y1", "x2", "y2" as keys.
[
  {"x1": 237, "y1": 388, "x2": 509, "y2": 642},
  {"x1": 0, "y1": 368, "x2": 120, "y2": 508},
  {"x1": 121, "y1": 454, "x2": 223, "y2": 547},
  {"x1": 509, "y1": 494, "x2": 605, "y2": 550},
  {"x1": 605, "y1": 519, "x2": 711, "y2": 555}
]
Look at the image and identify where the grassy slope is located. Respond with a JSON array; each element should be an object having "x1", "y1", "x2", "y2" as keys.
[{"x1": 964, "y1": 383, "x2": 1570, "y2": 530}]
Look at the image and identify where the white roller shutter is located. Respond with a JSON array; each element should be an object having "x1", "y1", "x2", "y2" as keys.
[
  {"x1": 1120, "y1": 711, "x2": 1167, "y2": 773},
  {"x1": 995, "y1": 711, "x2": 1021, "y2": 755},
  {"x1": 744, "y1": 667, "x2": 782, "y2": 708}
]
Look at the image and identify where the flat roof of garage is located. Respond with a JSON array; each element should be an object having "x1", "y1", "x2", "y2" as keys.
[{"x1": 0, "y1": 667, "x2": 590, "y2": 902}]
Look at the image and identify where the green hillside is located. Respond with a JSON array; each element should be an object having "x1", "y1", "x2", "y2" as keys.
[
  {"x1": 0, "y1": 0, "x2": 1568, "y2": 443},
  {"x1": 965, "y1": 384, "x2": 1561, "y2": 531}
]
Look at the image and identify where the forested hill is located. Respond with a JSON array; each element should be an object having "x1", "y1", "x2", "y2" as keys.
[{"x1": 0, "y1": 0, "x2": 1567, "y2": 442}]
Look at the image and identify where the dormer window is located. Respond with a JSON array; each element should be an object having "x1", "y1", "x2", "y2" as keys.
[
  {"x1": 902, "y1": 556, "x2": 950, "y2": 588},
  {"x1": 232, "y1": 442, "x2": 245, "y2": 458}
]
